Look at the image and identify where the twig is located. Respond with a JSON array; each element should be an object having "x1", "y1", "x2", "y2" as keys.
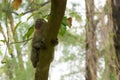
[
  {"x1": 40, "y1": 0, "x2": 50, "y2": 6},
  {"x1": 21, "y1": 1, "x2": 50, "y2": 15},
  {"x1": 10, "y1": 38, "x2": 32, "y2": 44}
]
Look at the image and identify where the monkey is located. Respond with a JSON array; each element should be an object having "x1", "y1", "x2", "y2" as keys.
[
  {"x1": 31, "y1": 18, "x2": 58, "y2": 68},
  {"x1": 31, "y1": 18, "x2": 47, "y2": 68}
]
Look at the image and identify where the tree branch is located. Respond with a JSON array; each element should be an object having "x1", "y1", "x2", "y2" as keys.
[
  {"x1": 21, "y1": 1, "x2": 50, "y2": 15},
  {"x1": 10, "y1": 38, "x2": 32, "y2": 44},
  {"x1": 35, "y1": 0, "x2": 67, "y2": 80}
]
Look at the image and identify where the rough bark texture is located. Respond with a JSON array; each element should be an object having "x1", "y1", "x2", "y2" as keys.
[
  {"x1": 85, "y1": 0, "x2": 97, "y2": 80},
  {"x1": 112, "y1": 0, "x2": 120, "y2": 79},
  {"x1": 35, "y1": 0, "x2": 67, "y2": 80}
]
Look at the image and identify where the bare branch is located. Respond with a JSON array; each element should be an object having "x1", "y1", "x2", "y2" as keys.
[
  {"x1": 21, "y1": 1, "x2": 50, "y2": 15},
  {"x1": 10, "y1": 38, "x2": 32, "y2": 44}
]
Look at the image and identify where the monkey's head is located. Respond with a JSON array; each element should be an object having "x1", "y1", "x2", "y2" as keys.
[{"x1": 35, "y1": 18, "x2": 46, "y2": 30}]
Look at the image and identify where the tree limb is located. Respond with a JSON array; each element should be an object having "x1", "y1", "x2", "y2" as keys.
[
  {"x1": 21, "y1": 1, "x2": 50, "y2": 15},
  {"x1": 10, "y1": 38, "x2": 32, "y2": 44},
  {"x1": 35, "y1": 0, "x2": 67, "y2": 80}
]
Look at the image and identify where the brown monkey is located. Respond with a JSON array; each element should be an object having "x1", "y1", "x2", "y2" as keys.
[
  {"x1": 31, "y1": 19, "x2": 47, "y2": 68},
  {"x1": 31, "y1": 18, "x2": 58, "y2": 68}
]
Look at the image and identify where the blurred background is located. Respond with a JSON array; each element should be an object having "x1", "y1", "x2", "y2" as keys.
[{"x1": 0, "y1": 0, "x2": 119, "y2": 80}]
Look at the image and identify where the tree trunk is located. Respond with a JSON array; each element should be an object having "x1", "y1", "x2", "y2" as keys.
[
  {"x1": 85, "y1": 0, "x2": 97, "y2": 80},
  {"x1": 35, "y1": 0, "x2": 67, "y2": 80},
  {"x1": 111, "y1": 0, "x2": 120, "y2": 79}
]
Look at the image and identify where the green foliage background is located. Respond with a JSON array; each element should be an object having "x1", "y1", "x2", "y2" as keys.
[{"x1": 0, "y1": 0, "x2": 85, "y2": 80}]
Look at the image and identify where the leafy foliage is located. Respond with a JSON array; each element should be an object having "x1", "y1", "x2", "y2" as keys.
[
  {"x1": 59, "y1": 16, "x2": 72, "y2": 36},
  {"x1": 0, "y1": 0, "x2": 84, "y2": 79},
  {"x1": 23, "y1": 25, "x2": 34, "y2": 40}
]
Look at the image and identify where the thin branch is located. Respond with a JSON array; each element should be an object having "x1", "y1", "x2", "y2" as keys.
[
  {"x1": 2, "y1": 1, "x2": 50, "y2": 15},
  {"x1": 39, "y1": 0, "x2": 50, "y2": 6},
  {"x1": 10, "y1": 38, "x2": 32, "y2": 44},
  {"x1": 21, "y1": 1, "x2": 50, "y2": 15},
  {"x1": 12, "y1": 11, "x2": 19, "y2": 15}
]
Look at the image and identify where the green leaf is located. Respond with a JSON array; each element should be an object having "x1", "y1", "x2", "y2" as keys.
[
  {"x1": 75, "y1": 15, "x2": 82, "y2": 22},
  {"x1": 0, "y1": 40, "x2": 6, "y2": 43},
  {"x1": 19, "y1": 13, "x2": 24, "y2": 17},
  {"x1": 58, "y1": 16, "x2": 68, "y2": 36},
  {"x1": 59, "y1": 24, "x2": 66, "y2": 36},
  {"x1": 0, "y1": 24, "x2": 2, "y2": 31},
  {"x1": 23, "y1": 25, "x2": 34, "y2": 40},
  {"x1": 14, "y1": 21, "x2": 21, "y2": 32},
  {"x1": 110, "y1": 73, "x2": 116, "y2": 80},
  {"x1": 62, "y1": 16, "x2": 67, "y2": 26}
]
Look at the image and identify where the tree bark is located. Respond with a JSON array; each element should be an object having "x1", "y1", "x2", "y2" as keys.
[
  {"x1": 35, "y1": 0, "x2": 67, "y2": 80},
  {"x1": 111, "y1": 0, "x2": 120, "y2": 79},
  {"x1": 85, "y1": 0, "x2": 97, "y2": 80}
]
